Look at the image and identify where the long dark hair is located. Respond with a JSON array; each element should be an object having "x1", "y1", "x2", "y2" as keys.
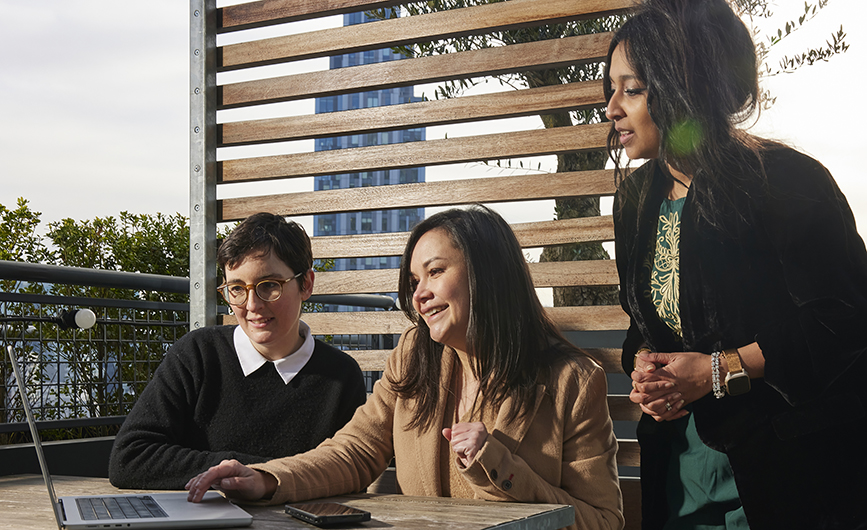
[
  {"x1": 392, "y1": 205, "x2": 584, "y2": 430},
  {"x1": 604, "y1": 0, "x2": 771, "y2": 229}
]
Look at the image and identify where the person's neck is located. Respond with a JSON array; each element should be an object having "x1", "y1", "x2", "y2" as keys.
[
  {"x1": 454, "y1": 348, "x2": 475, "y2": 379},
  {"x1": 255, "y1": 330, "x2": 305, "y2": 362},
  {"x1": 453, "y1": 348, "x2": 480, "y2": 419},
  {"x1": 666, "y1": 163, "x2": 693, "y2": 200}
]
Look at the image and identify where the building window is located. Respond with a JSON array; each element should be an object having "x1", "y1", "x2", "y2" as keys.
[{"x1": 317, "y1": 215, "x2": 335, "y2": 235}]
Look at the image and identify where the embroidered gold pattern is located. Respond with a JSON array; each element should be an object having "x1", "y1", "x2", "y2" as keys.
[{"x1": 651, "y1": 206, "x2": 683, "y2": 337}]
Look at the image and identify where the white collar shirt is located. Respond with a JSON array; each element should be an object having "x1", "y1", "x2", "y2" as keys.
[{"x1": 234, "y1": 320, "x2": 314, "y2": 385}]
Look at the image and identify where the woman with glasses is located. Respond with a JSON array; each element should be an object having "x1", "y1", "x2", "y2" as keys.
[
  {"x1": 185, "y1": 205, "x2": 624, "y2": 530},
  {"x1": 109, "y1": 212, "x2": 367, "y2": 489}
]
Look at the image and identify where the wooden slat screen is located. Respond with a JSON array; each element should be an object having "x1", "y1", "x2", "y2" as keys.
[
  {"x1": 201, "y1": 0, "x2": 640, "y2": 524},
  {"x1": 208, "y1": 0, "x2": 634, "y2": 333}
]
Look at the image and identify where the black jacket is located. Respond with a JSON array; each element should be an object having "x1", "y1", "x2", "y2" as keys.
[{"x1": 614, "y1": 146, "x2": 867, "y2": 529}]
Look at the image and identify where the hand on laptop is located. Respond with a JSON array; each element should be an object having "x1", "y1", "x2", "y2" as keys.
[{"x1": 185, "y1": 459, "x2": 277, "y2": 503}]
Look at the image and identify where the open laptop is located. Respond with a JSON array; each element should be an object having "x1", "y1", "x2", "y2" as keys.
[{"x1": 6, "y1": 344, "x2": 253, "y2": 529}]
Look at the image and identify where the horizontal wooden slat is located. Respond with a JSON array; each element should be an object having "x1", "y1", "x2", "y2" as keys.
[
  {"x1": 312, "y1": 231, "x2": 410, "y2": 259},
  {"x1": 222, "y1": 306, "x2": 627, "y2": 334},
  {"x1": 309, "y1": 216, "x2": 615, "y2": 259},
  {"x1": 348, "y1": 348, "x2": 627, "y2": 376},
  {"x1": 221, "y1": 0, "x2": 633, "y2": 69},
  {"x1": 218, "y1": 122, "x2": 608, "y2": 191},
  {"x1": 512, "y1": 216, "x2": 615, "y2": 248},
  {"x1": 220, "y1": 81, "x2": 604, "y2": 146},
  {"x1": 219, "y1": 0, "x2": 404, "y2": 32},
  {"x1": 219, "y1": 32, "x2": 611, "y2": 108},
  {"x1": 549, "y1": 305, "x2": 628, "y2": 331},
  {"x1": 529, "y1": 260, "x2": 619, "y2": 288},
  {"x1": 608, "y1": 395, "x2": 642, "y2": 422},
  {"x1": 259, "y1": 305, "x2": 627, "y2": 335},
  {"x1": 313, "y1": 260, "x2": 617, "y2": 294},
  {"x1": 344, "y1": 349, "x2": 391, "y2": 373},
  {"x1": 585, "y1": 347, "x2": 625, "y2": 374},
  {"x1": 283, "y1": 310, "x2": 411, "y2": 335},
  {"x1": 617, "y1": 439, "x2": 640, "y2": 467},
  {"x1": 315, "y1": 269, "x2": 396, "y2": 294},
  {"x1": 221, "y1": 165, "x2": 615, "y2": 220}
]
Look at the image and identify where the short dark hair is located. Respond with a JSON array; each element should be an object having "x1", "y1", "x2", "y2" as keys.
[
  {"x1": 217, "y1": 213, "x2": 312, "y2": 291},
  {"x1": 394, "y1": 205, "x2": 583, "y2": 429}
]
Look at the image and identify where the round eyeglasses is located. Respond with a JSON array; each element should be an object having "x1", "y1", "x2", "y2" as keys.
[{"x1": 217, "y1": 271, "x2": 304, "y2": 307}]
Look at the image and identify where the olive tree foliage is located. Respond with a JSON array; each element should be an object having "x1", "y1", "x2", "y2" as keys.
[
  {"x1": 0, "y1": 199, "x2": 198, "y2": 440},
  {"x1": 370, "y1": 2, "x2": 624, "y2": 307},
  {"x1": 736, "y1": 0, "x2": 848, "y2": 108},
  {"x1": 369, "y1": 0, "x2": 846, "y2": 308}
]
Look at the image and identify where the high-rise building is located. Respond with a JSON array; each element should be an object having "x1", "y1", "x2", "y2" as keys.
[{"x1": 313, "y1": 11, "x2": 425, "y2": 348}]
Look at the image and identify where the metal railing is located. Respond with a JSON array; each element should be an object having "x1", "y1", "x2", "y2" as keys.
[{"x1": 1, "y1": 260, "x2": 394, "y2": 443}]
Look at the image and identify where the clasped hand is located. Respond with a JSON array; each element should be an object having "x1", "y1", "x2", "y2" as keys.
[
  {"x1": 443, "y1": 421, "x2": 488, "y2": 467},
  {"x1": 630, "y1": 351, "x2": 713, "y2": 422}
]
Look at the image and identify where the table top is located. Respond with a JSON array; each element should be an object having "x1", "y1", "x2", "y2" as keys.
[{"x1": 0, "y1": 474, "x2": 574, "y2": 530}]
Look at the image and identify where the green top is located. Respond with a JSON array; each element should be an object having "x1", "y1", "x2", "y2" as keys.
[{"x1": 651, "y1": 197, "x2": 749, "y2": 530}]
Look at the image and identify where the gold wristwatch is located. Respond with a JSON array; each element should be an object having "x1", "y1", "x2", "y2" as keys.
[{"x1": 722, "y1": 348, "x2": 750, "y2": 396}]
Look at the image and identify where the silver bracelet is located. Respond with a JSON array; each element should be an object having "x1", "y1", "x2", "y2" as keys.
[{"x1": 711, "y1": 351, "x2": 725, "y2": 399}]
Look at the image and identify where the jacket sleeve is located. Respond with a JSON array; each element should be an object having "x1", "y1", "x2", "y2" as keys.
[
  {"x1": 613, "y1": 179, "x2": 652, "y2": 375},
  {"x1": 458, "y1": 362, "x2": 624, "y2": 530},
  {"x1": 755, "y1": 151, "x2": 867, "y2": 406},
  {"x1": 248, "y1": 344, "x2": 400, "y2": 505},
  {"x1": 108, "y1": 341, "x2": 269, "y2": 490}
]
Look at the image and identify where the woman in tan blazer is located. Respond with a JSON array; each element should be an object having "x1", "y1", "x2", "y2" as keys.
[{"x1": 186, "y1": 205, "x2": 624, "y2": 530}]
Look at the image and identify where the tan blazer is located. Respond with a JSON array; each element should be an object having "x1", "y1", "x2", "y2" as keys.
[{"x1": 251, "y1": 330, "x2": 624, "y2": 530}]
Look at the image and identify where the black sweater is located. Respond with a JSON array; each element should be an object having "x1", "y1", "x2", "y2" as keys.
[{"x1": 109, "y1": 325, "x2": 367, "y2": 489}]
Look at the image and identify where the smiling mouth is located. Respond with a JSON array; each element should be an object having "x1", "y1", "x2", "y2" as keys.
[{"x1": 424, "y1": 307, "x2": 445, "y2": 318}]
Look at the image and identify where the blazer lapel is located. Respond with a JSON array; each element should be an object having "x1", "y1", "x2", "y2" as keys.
[{"x1": 490, "y1": 383, "x2": 546, "y2": 454}]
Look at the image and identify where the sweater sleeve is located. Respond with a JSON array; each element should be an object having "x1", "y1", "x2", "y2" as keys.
[
  {"x1": 458, "y1": 362, "x2": 624, "y2": 530},
  {"x1": 108, "y1": 332, "x2": 273, "y2": 489},
  {"x1": 754, "y1": 151, "x2": 867, "y2": 406}
]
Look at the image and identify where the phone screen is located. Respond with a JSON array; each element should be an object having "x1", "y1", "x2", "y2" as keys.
[{"x1": 285, "y1": 502, "x2": 371, "y2": 527}]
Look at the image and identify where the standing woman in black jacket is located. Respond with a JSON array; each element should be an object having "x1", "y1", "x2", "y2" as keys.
[{"x1": 607, "y1": 0, "x2": 867, "y2": 528}]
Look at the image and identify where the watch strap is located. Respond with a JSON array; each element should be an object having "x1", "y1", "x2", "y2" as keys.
[{"x1": 722, "y1": 348, "x2": 745, "y2": 375}]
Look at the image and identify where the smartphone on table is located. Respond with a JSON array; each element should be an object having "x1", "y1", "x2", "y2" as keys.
[{"x1": 285, "y1": 502, "x2": 371, "y2": 527}]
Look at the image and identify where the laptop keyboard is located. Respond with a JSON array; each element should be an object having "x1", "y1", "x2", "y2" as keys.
[{"x1": 76, "y1": 496, "x2": 169, "y2": 520}]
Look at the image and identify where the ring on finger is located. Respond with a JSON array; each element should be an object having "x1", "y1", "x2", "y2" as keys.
[{"x1": 664, "y1": 401, "x2": 672, "y2": 412}]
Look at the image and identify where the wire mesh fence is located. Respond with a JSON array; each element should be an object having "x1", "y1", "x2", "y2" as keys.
[
  {"x1": 1, "y1": 301, "x2": 188, "y2": 443},
  {"x1": 2, "y1": 299, "x2": 392, "y2": 445}
]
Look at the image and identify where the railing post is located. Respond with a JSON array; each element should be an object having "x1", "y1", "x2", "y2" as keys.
[{"x1": 189, "y1": 0, "x2": 217, "y2": 330}]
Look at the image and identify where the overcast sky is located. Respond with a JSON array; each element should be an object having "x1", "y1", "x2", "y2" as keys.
[{"x1": 1, "y1": 1, "x2": 863, "y2": 236}]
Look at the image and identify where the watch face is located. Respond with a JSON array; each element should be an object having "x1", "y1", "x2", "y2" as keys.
[{"x1": 725, "y1": 373, "x2": 751, "y2": 396}]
